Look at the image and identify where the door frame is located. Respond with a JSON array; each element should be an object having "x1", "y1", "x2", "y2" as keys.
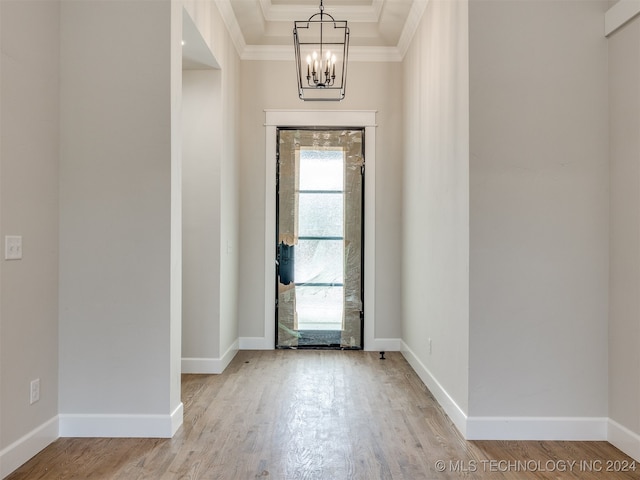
[{"x1": 264, "y1": 110, "x2": 377, "y2": 350}]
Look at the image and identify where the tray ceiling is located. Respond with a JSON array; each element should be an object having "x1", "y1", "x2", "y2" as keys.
[{"x1": 216, "y1": 0, "x2": 427, "y2": 61}]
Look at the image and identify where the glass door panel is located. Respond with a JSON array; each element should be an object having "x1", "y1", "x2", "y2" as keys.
[
  {"x1": 276, "y1": 129, "x2": 364, "y2": 348},
  {"x1": 295, "y1": 239, "x2": 344, "y2": 285}
]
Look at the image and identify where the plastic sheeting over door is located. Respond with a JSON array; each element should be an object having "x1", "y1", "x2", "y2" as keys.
[{"x1": 276, "y1": 129, "x2": 364, "y2": 348}]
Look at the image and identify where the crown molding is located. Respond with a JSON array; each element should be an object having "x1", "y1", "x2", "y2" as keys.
[
  {"x1": 217, "y1": 0, "x2": 425, "y2": 62},
  {"x1": 396, "y1": 0, "x2": 428, "y2": 58},
  {"x1": 258, "y1": 0, "x2": 384, "y2": 22},
  {"x1": 349, "y1": 45, "x2": 403, "y2": 62},
  {"x1": 605, "y1": 0, "x2": 640, "y2": 37},
  {"x1": 215, "y1": 0, "x2": 247, "y2": 56},
  {"x1": 242, "y1": 44, "x2": 402, "y2": 62}
]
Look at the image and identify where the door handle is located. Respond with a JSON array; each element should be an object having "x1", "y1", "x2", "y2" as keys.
[{"x1": 278, "y1": 243, "x2": 295, "y2": 285}]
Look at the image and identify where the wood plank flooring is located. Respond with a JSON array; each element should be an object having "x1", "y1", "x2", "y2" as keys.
[{"x1": 6, "y1": 351, "x2": 639, "y2": 479}]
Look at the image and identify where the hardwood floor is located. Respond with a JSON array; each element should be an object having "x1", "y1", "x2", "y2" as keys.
[{"x1": 6, "y1": 351, "x2": 638, "y2": 479}]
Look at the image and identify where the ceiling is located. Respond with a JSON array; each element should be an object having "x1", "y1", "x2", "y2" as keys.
[{"x1": 216, "y1": 0, "x2": 427, "y2": 61}]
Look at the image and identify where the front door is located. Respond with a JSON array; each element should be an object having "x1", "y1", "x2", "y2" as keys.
[{"x1": 276, "y1": 128, "x2": 364, "y2": 348}]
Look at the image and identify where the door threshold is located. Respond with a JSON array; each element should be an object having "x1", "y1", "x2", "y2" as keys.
[{"x1": 276, "y1": 345, "x2": 362, "y2": 351}]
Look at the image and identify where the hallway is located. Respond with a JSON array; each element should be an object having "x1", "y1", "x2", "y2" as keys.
[{"x1": 6, "y1": 351, "x2": 637, "y2": 479}]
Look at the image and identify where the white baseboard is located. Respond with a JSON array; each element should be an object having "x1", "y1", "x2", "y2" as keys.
[
  {"x1": 608, "y1": 418, "x2": 640, "y2": 462},
  {"x1": 401, "y1": 341, "x2": 468, "y2": 437},
  {"x1": 239, "y1": 336, "x2": 273, "y2": 350},
  {"x1": 466, "y1": 416, "x2": 607, "y2": 441},
  {"x1": 182, "y1": 339, "x2": 239, "y2": 374},
  {"x1": 59, "y1": 402, "x2": 183, "y2": 438},
  {"x1": 0, "y1": 416, "x2": 58, "y2": 479},
  {"x1": 401, "y1": 341, "x2": 610, "y2": 442},
  {"x1": 368, "y1": 337, "x2": 402, "y2": 352},
  {"x1": 171, "y1": 403, "x2": 184, "y2": 436}
]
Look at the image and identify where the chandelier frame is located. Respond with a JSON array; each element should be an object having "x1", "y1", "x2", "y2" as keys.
[{"x1": 293, "y1": 1, "x2": 350, "y2": 101}]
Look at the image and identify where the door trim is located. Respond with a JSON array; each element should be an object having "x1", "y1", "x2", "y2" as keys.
[{"x1": 264, "y1": 110, "x2": 377, "y2": 350}]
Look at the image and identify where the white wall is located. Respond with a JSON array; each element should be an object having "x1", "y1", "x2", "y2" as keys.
[
  {"x1": 181, "y1": 1, "x2": 241, "y2": 370},
  {"x1": 237, "y1": 60, "x2": 403, "y2": 347},
  {"x1": 608, "y1": 12, "x2": 640, "y2": 459},
  {"x1": 218, "y1": 27, "x2": 241, "y2": 359},
  {"x1": 400, "y1": 0, "x2": 470, "y2": 425},
  {"x1": 58, "y1": 0, "x2": 182, "y2": 435},
  {"x1": 2, "y1": 1, "x2": 635, "y2": 477},
  {"x1": 0, "y1": 1, "x2": 60, "y2": 475},
  {"x1": 1, "y1": 0, "x2": 241, "y2": 473},
  {"x1": 182, "y1": 68, "x2": 224, "y2": 363},
  {"x1": 468, "y1": 0, "x2": 609, "y2": 430}
]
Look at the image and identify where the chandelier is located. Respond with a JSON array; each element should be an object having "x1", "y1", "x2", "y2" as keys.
[{"x1": 293, "y1": 0, "x2": 350, "y2": 101}]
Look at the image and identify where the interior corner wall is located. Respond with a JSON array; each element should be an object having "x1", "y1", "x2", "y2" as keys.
[
  {"x1": 182, "y1": 68, "x2": 223, "y2": 362},
  {"x1": 237, "y1": 60, "x2": 403, "y2": 346},
  {"x1": 0, "y1": 1, "x2": 60, "y2": 475},
  {"x1": 218, "y1": 35, "x2": 241, "y2": 357},
  {"x1": 169, "y1": 0, "x2": 183, "y2": 426},
  {"x1": 608, "y1": 13, "x2": 640, "y2": 458},
  {"x1": 181, "y1": 1, "x2": 241, "y2": 369},
  {"x1": 59, "y1": 0, "x2": 179, "y2": 434},
  {"x1": 468, "y1": 0, "x2": 609, "y2": 426},
  {"x1": 400, "y1": 0, "x2": 470, "y2": 422}
]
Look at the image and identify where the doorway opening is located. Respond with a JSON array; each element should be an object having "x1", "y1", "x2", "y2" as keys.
[{"x1": 275, "y1": 128, "x2": 364, "y2": 349}]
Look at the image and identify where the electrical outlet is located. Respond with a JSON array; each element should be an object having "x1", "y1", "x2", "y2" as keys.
[
  {"x1": 428, "y1": 338, "x2": 432, "y2": 355},
  {"x1": 5, "y1": 235, "x2": 22, "y2": 260},
  {"x1": 30, "y1": 379, "x2": 40, "y2": 405}
]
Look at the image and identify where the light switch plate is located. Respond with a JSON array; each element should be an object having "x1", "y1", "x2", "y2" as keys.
[{"x1": 5, "y1": 235, "x2": 22, "y2": 260}]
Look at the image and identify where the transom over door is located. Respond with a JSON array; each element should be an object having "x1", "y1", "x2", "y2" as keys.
[{"x1": 276, "y1": 128, "x2": 364, "y2": 349}]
